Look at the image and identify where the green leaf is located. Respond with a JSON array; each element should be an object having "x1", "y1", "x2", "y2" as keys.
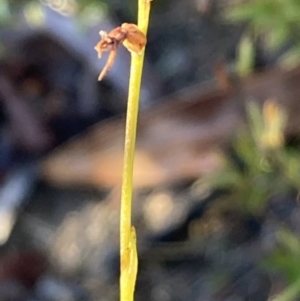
[{"x1": 237, "y1": 34, "x2": 255, "y2": 77}]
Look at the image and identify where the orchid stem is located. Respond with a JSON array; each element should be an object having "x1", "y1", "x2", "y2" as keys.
[{"x1": 120, "y1": 1, "x2": 152, "y2": 301}]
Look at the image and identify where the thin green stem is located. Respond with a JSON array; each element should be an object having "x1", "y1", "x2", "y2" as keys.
[
  {"x1": 120, "y1": 1, "x2": 152, "y2": 301},
  {"x1": 120, "y1": 51, "x2": 144, "y2": 253},
  {"x1": 120, "y1": 0, "x2": 150, "y2": 256}
]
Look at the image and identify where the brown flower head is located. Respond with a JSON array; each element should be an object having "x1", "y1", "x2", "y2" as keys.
[{"x1": 94, "y1": 23, "x2": 147, "y2": 81}]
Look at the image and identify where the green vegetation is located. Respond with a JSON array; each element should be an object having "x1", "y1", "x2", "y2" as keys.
[
  {"x1": 207, "y1": 101, "x2": 297, "y2": 214},
  {"x1": 227, "y1": 0, "x2": 300, "y2": 70},
  {"x1": 207, "y1": 101, "x2": 300, "y2": 300},
  {"x1": 266, "y1": 230, "x2": 300, "y2": 301}
]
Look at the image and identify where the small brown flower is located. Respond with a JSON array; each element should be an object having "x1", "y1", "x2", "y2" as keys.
[{"x1": 94, "y1": 23, "x2": 147, "y2": 81}]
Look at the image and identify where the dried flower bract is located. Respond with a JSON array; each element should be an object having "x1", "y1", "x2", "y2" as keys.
[{"x1": 94, "y1": 23, "x2": 147, "y2": 81}]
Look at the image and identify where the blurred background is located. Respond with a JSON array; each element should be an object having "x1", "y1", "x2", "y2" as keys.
[{"x1": 1, "y1": 0, "x2": 300, "y2": 300}]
